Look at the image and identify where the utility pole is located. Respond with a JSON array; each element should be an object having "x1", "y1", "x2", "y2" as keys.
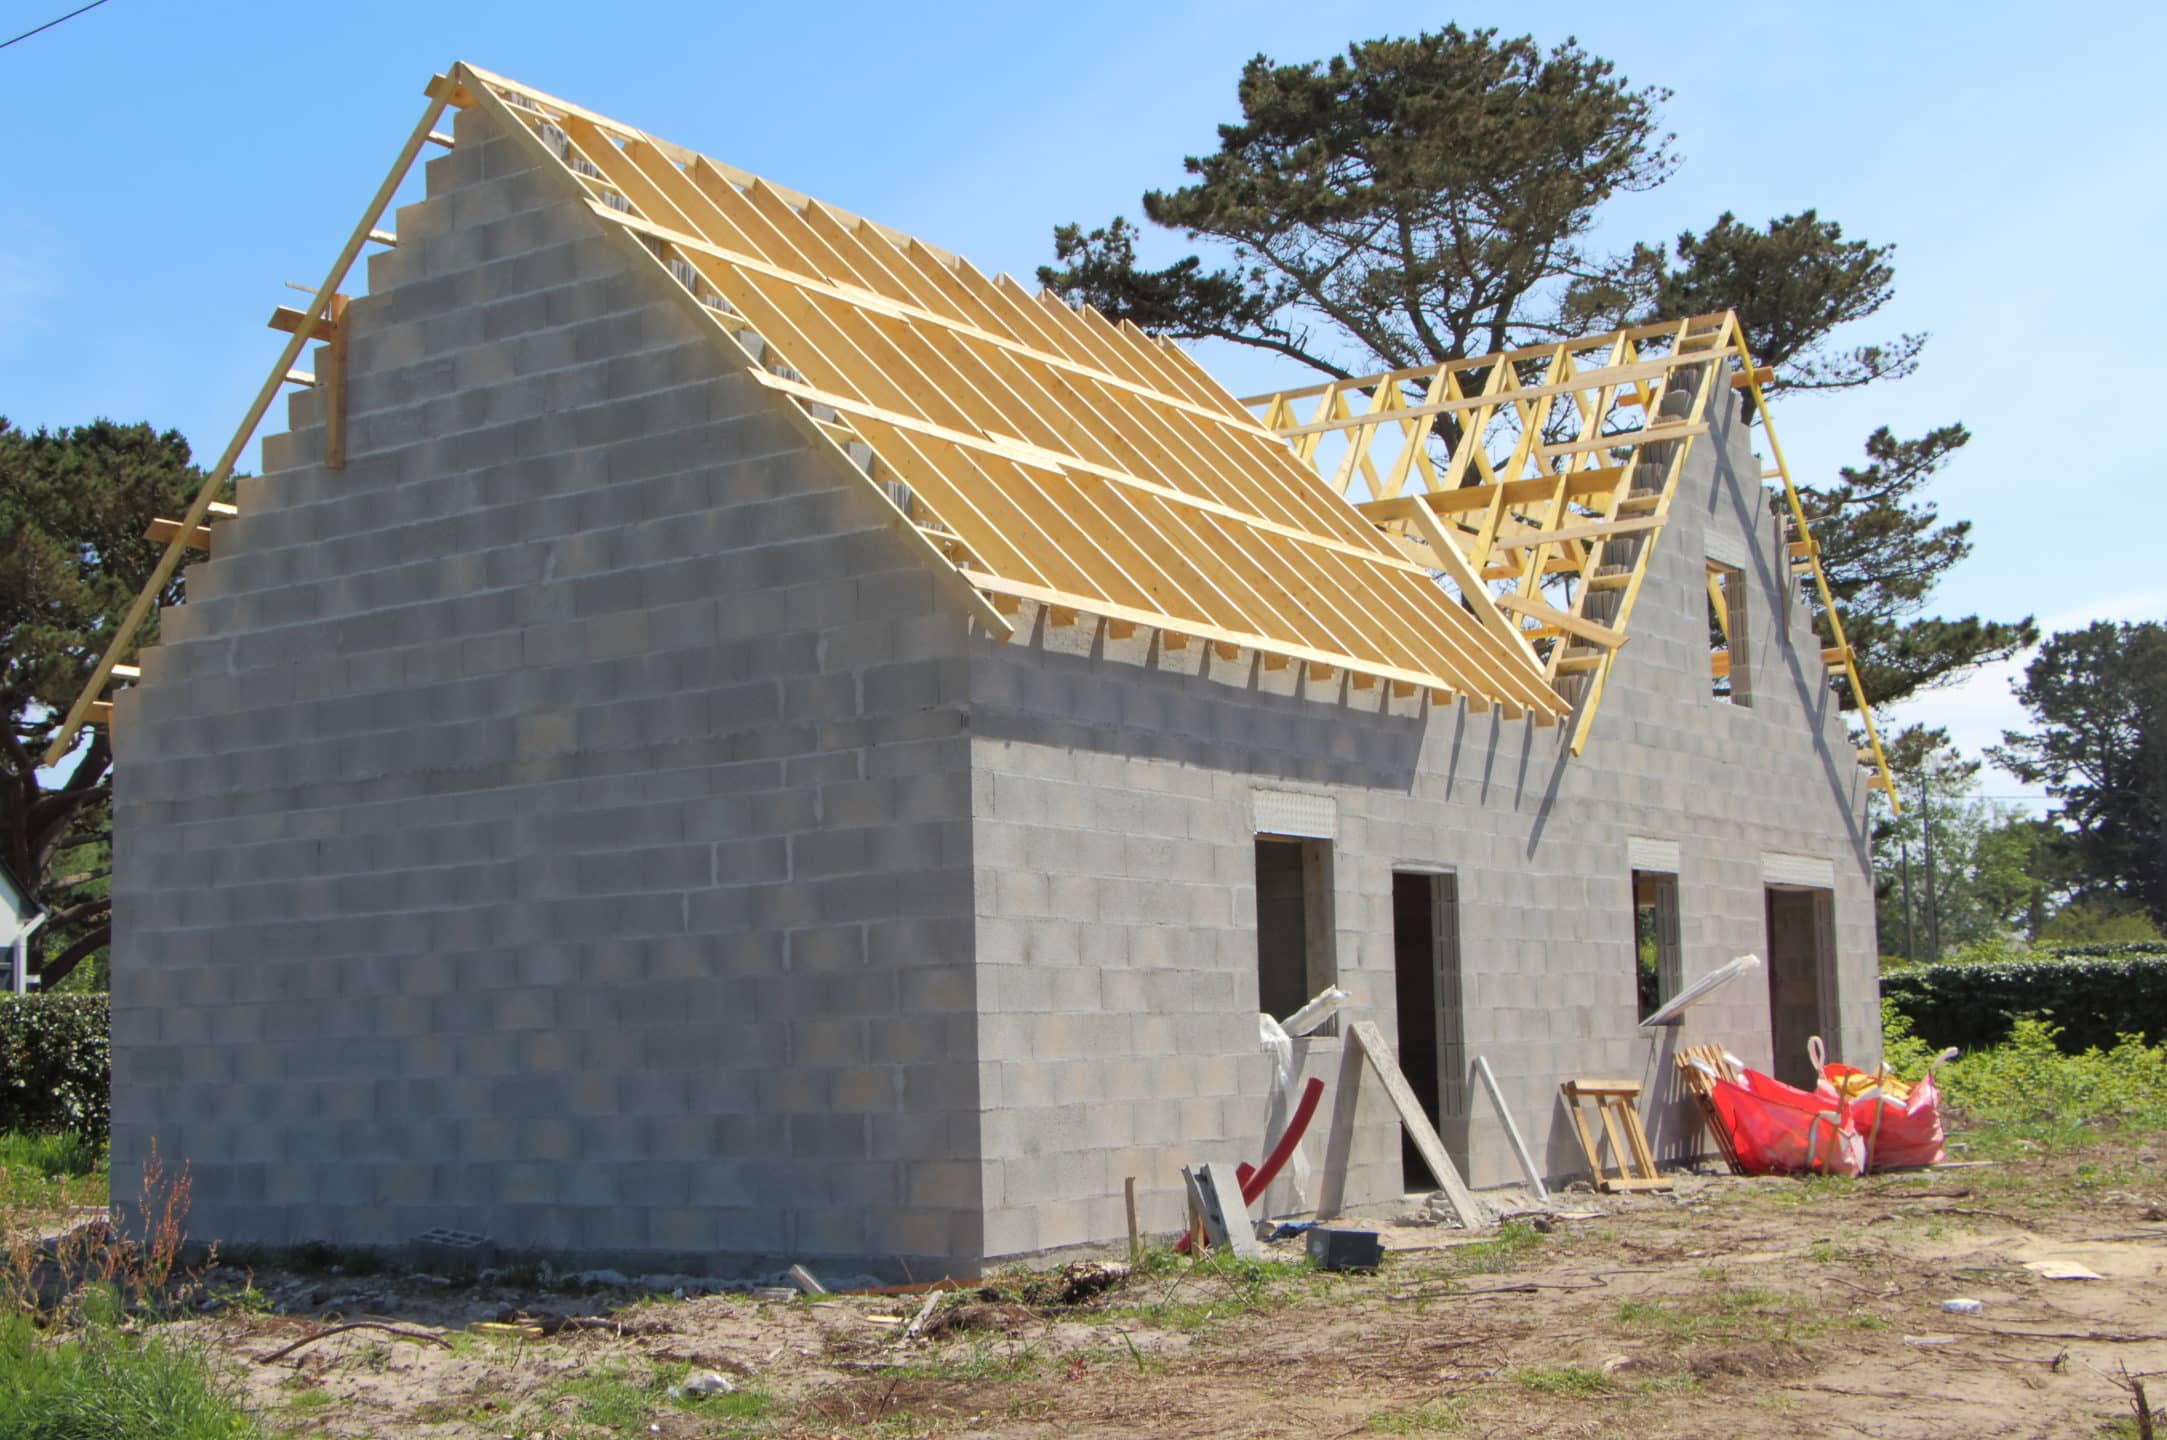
[
  {"x1": 1919, "y1": 772, "x2": 1942, "y2": 962},
  {"x1": 1900, "y1": 841, "x2": 1915, "y2": 967}
]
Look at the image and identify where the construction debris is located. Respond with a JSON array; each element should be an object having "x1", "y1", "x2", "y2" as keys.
[
  {"x1": 1306, "y1": 1228, "x2": 1385, "y2": 1272},
  {"x1": 1185, "y1": 1163, "x2": 1261, "y2": 1259},
  {"x1": 786, "y1": 1264, "x2": 826, "y2": 1296}
]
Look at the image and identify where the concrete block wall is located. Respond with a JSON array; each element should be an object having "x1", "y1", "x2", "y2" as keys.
[
  {"x1": 108, "y1": 94, "x2": 1876, "y2": 1277},
  {"x1": 109, "y1": 101, "x2": 986, "y2": 1277},
  {"x1": 966, "y1": 369, "x2": 1877, "y2": 1260}
]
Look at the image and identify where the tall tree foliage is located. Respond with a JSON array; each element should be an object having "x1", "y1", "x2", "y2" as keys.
[
  {"x1": 1, "y1": 418, "x2": 218, "y2": 988},
  {"x1": 1994, "y1": 620, "x2": 2167, "y2": 926},
  {"x1": 1043, "y1": 25, "x2": 2024, "y2": 709},
  {"x1": 1800, "y1": 426, "x2": 2035, "y2": 707},
  {"x1": 1044, "y1": 27, "x2": 1675, "y2": 376},
  {"x1": 1872, "y1": 726, "x2": 2068, "y2": 959}
]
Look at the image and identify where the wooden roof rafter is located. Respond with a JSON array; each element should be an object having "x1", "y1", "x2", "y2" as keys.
[{"x1": 453, "y1": 63, "x2": 1568, "y2": 720}]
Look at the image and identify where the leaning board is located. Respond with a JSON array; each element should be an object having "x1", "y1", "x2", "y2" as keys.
[{"x1": 1348, "y1": 1020, "x2": 1489, "y2": 1228}]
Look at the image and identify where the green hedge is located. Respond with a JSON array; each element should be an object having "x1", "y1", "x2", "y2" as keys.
[
  {"x1": 0, "y1": 994, "x2": 110, "y2": 1140},
  {"x1": 2040, "y1": 942, "x2": 2167, "y2": 961},
  {"x1": 1881, "y1": 956, "x2": 2167, "y2": 1055}
]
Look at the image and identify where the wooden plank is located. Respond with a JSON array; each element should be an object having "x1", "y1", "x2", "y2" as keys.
[
  {"x1": 1561, "y1": 1089, "x2": 1607, "y2": 1189},
  {"x1": 324, "y1": 293, "x2": 350, "y2": 471},
  {"x1": 1348, "y1": 1020, "x2": 1488, "y2": 1228},
  {"x1": 1493, "y1": 592, "x2": 1627, "y2": 651},
  {"x1": 1398, "y1": 498, "x2": 1542, "y2": 675},
  {"x1": 266, "y1": 305, "x2": 338, "y2": 340},
  {"x1": 1124, "y1": 1176, "x2": 1141, "y2": 1263},
  {"x1": 1487, "y1": 514, "x2": 1662, "y2": 552},
  {"x1": 1594, "y1": 1100, "x2": 1631, "y2": 1179},
  {"x1": 1353, "y1": 468, "x2": 1623, "y2": 523},
  {"x1": 1536, "y1": 420, "x2": 1704, "y2": 461},
  {"x1": 144, "y1": 518, "x2": 213, "y2": 551},
  {"x1": 1473, "y1": 1056, "x2": 1549, "y2": 1205}
]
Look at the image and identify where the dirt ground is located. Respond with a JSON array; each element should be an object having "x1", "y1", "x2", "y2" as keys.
[{"x1": 87, "y1": 1139, "x2": 2167, "y2": 1438}]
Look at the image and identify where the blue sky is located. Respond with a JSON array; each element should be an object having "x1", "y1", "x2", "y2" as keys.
[{"x1": 6, "y1": 1, "x2": 2161, "y2": 805}]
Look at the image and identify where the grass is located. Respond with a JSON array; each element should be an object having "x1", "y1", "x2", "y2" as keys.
[
  {"x1": 1366, "y1": 1397, "x2": 1471, "y2": 1432},
  {"x1": 1510, "y1": 1365, "x2": 1611, "y2": 1397},
  {"x1": 1435, "y1": 1220, "x2": 1545, "y2": 1276},
  {"x1": 517, "y1": 1359, "x2": 776, "y2": 1437},
  {"x1": 1614, "y1": 1285, "x2": 1826, "y2": 1346},
  {"x1": 0, "y1": 1130, "x2": 106, "y2": 1215},
  {"x1": 0, "y1": 1309, "x2": 264, "y2": 1440},
  {"x1": 887, "y1": 1338, "x2": 1046, "y2": 1384},
  {"x1": 1087, "y1": 1251, "x2": 1315, "y2": 1336},
  {"x1": 0, "y1": 1134, "x2": 267, "y2": 1440}
]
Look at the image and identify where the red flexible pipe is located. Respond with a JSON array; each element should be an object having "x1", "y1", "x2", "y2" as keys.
[{"x1": 1174, "y1": 1076, "x2": 1325, "y2": 1254}]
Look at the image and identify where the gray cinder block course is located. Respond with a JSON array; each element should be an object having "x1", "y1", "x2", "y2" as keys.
[{"x1": 110, "y1": 98, "x2": 1875, "y2": 1278}]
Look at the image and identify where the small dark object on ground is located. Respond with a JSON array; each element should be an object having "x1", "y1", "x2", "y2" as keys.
[{"x1": 1307, "y1": 1228, "x2": 1385, "y2": 1272}]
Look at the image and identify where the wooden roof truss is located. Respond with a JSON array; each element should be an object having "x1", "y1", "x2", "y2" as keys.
[{"x1": 1246, "y1": 313, "x2": 1894, "y2": 802}]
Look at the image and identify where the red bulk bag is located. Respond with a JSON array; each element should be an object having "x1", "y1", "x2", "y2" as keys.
[
  {"x1": 1819, "y1": 1065, "x2": 1946, "y2": 1170},
  {"x1": 1706, "y1": 1067, "x2": 1865, "y2": 1177}
]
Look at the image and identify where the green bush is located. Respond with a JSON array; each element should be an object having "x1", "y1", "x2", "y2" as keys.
[
  {"x1": 0, "y1": 995, "x2": 110, "y2": 1140},
  {"x1": 1883, "y1": 1004, "x2": 2167, "y2": 1143},
  {"x1": 1879, "y1": 954, "x2": 2167, "y2": 1054},
  {"x1": 2040, "y1": 941, "x2": 2167, "y2": 960},
  {"x1": 0, "y1": 1311, "x2": 263, "y2": 1440}
]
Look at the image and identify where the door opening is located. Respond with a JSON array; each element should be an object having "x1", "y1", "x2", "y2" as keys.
[
  {"x1": 1392, "y1": 871, "x2": 1466, "y2": 1190},
  {"x1": 1765, "y1": 885, "x2": 1835, "y2": 1089}
]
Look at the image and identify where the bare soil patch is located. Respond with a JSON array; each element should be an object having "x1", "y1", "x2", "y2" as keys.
[{"x1": 126, "y1": 1138, "x2": 2167, "y2": 1438}]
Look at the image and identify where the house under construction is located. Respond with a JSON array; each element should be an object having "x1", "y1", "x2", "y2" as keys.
[{"x1": 74, "y1": 64, "x2": 1890, "y2": 1276}]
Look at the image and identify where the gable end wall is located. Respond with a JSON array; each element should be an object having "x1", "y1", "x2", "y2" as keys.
[{"x1": 108, "y1": 103, "x2": 984, "y2": 1277}]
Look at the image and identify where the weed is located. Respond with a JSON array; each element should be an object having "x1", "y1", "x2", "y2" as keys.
[
  {"x1": 518, "y1": 1358, "x2": 775, "y2": 1437},
  {"x1": 1439, "y1": 1220, "x2": 1544, "y2": 1277},
  {"x1": 1615, "y1": 1285, "x2": 1823, "y2": 1345},
  {"x1": 1633, "y1": 1375, "x2": 1700, "y2": 1396},
  {"x1": 889, "y1": 1339, "x2": 1045, "y2": 1384},
  {"x1": 1511, "y1": 1365, "x2": 1611, "y2": 1397},
  {"x1": 1366, "y1": 1396, "x2": 1471, "y2": 1432}
]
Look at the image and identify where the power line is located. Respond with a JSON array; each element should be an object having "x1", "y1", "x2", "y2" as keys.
[{"x1": 0, "y1": 0, "x2": 112, "y2": 52}]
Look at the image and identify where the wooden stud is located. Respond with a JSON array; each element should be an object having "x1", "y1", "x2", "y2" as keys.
[{"x1": 324, "y1": 293, "x2": 350, "y2": 471}]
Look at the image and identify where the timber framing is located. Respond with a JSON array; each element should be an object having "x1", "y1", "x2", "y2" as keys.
[
  {"x1": 1244, "y1": 312, "x2": 1896, "y2": 804},
  {"x1": 43, "y1": 64, "x2": 1888, "y2": 809}
]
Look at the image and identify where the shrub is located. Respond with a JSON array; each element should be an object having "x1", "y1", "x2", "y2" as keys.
[
  {"x1": 1880, "y1": 1006, "x2": 2167, "y2": 1143},
  {"x1": 1879, "y1": 954, "x2": 2167, "y2": 1054},
  {"x1": 0, "y1": 995, "x2": 109, "y2": 1141}
]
